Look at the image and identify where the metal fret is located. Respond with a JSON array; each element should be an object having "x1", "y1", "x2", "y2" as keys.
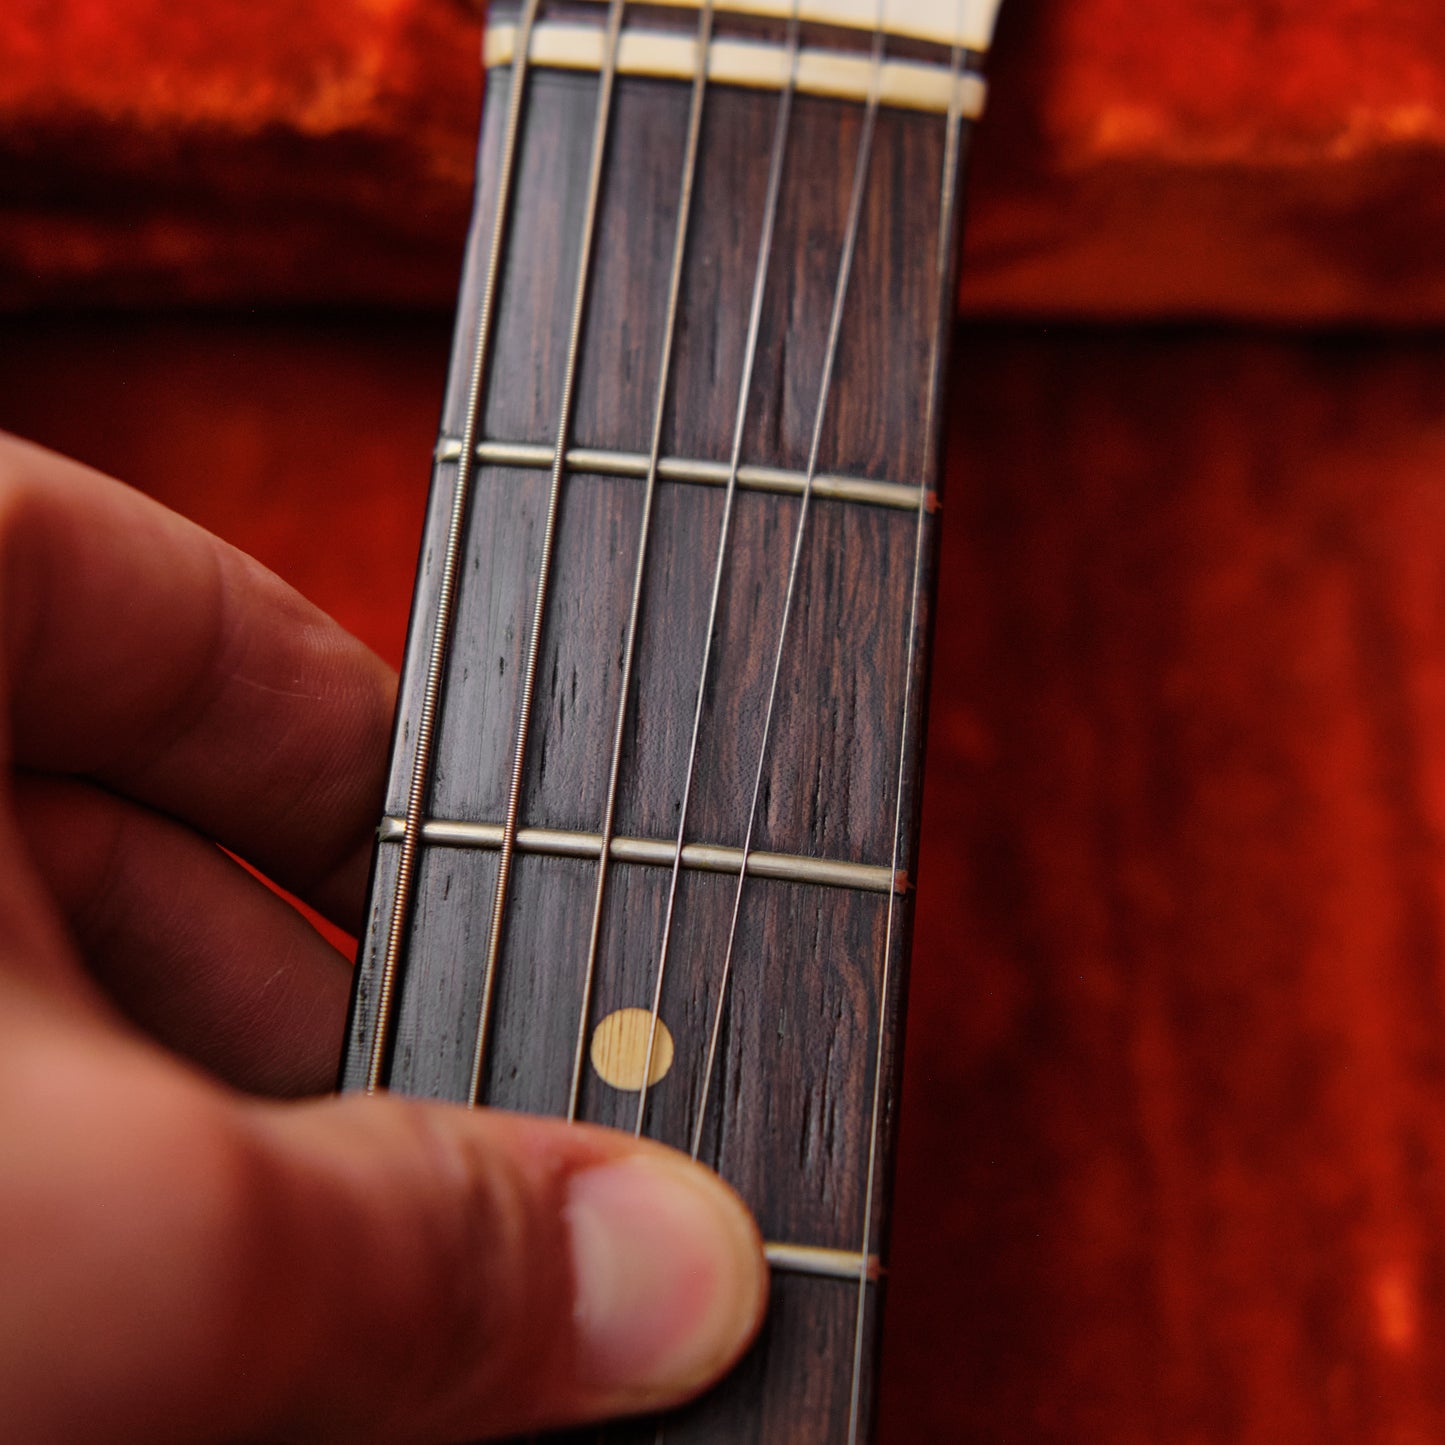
[
  {"x1": 765, "y1": 1242, "x2": 884, "y2": 1283},
  {"x1": 484, "y1": 22, "x2": 989, "y2": 118},
  {"x1": 377, "y1": 816, "x2": 908, "y2": 895},
  {"x1": 434, "y1": 437, "x2": 929, "y2": 512}
]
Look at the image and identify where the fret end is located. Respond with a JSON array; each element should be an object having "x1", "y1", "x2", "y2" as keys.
[{"x1": 764, "y1": 1242, "x2": 887, "y2": 1282}]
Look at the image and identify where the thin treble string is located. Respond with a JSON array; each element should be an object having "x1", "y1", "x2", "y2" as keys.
[
  {"x1": 365, "y1": 0, "x2": 542, "y2": 1093},
  {"x1": 632, "y1": 5, "x2": 804, "y2": 1140},
  {"x1": 844, "y1": 12, "x2": 971, "y2": 1443},
  {"x1": 565, "y1": 0, "x2": 718, "y2": 1124},
  {"x1": 687, "y1": 17, "x2": 888, "y2": 1164},
  {"x1": 469, "y1": 0, "x2": 630, "y2": 1106}
]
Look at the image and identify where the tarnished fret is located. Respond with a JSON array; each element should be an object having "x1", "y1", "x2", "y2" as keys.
[
  {"x1": 764, "y1": 1242, "x2": 884, "y2": 1283},
  {"x1": 377, "y1": 816, "x2": 909, "y2": 895},
  {"x1": 472, "y1": 0, "x2": 1004, "y2": 54},
  {"x1": 434, "y1": 436, "x2": 931, "y2": 512},
  {"x1": 483, "y1": 22, "x2": 989, "y2": 118}
]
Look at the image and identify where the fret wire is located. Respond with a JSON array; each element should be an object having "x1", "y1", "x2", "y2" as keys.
[
  {"x1": 689, "y1": 16, "x2": 887, "y2": 1164},
  {"x1": 468, "y1": 0, "x2": 629, "y2": 1107},
  {"x1": 566, "y1": 0, "x2": 717, "y2": 1123},
  {"x1": 438, "y1": 437, "x2": 929, "y2": 512},
  {"x1": 363, "y1": 0, "x2": 542, "y2": 1094},
  {"x1": 845, "y1": 14, "x2": 971, "y2": 1444},
  {"x1": 764, "y1": 1241, "x2": 883, "y2": 1282},
  {"x1": 377, "y1": 816, "x2": 907, "y2": 895},
  {"x1": 631, "y1": 5, "x2": 804, "y2": 1141}
]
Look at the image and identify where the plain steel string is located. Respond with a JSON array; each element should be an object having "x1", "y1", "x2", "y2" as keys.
[
  {"x1": 565, "y1": 0, "x2": 718, "y2": 1123},
  {"x1": 687, "y1": 12, "x2": 888, "y2": 1164},
  {"x1": 365, "y1": 0, "x2": 542, "y2": 1093},
  {"x1": 631, "y1": 4, "x2": 803, "y2": 1140},
  {"x1": 845, "y1": 12, "x2": 971, "y2": 1442},
  {"x1": 469, "y1": 0, "x2": 629, "y2": 1105}
]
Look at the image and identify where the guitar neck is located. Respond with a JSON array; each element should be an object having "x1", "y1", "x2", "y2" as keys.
[{"x1": 341, "y1": 3, "x2": 998, "y2": 1439}]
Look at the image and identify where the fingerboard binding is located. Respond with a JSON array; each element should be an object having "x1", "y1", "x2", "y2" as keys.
[{"x1": 341, "y1": 3, "x2": 998, "y2": 1439}]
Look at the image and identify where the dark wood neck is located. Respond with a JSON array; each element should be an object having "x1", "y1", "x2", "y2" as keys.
[{"x1": 341, "y1": 3, "x2": 997, "y2": 1439}]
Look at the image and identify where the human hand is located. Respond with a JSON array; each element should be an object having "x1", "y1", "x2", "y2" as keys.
[{"x1": 0, "y1": 433, "x2": 767, "y2": 1443}]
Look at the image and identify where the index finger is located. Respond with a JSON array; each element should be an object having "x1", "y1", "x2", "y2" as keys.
[{"x1": 0, "y1": 432, "x2": 396, "y2": 929}]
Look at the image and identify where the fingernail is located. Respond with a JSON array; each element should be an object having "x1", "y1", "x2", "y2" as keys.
[{"x1": 566, "y1": 1154, "x2": 768, "y2": 1402}]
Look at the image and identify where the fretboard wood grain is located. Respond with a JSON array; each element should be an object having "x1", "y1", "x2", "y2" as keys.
[{"x1": 341, "y1": 6, "x2": 993, "y2": 1439}]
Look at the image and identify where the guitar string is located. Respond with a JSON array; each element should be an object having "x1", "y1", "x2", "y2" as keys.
[
  {"x1": 364, "y1": 0, "x2": 542, "y2": 1093},
  {"x1": 469, "y1": 0, "x2": 630, "y2": 1106},
  {"x1": 687, "y1": 10, "x2": 888, "y2": 1165},
  {"x1": 371, "y1": 1, "x2": 970, "y2": 1434},
  {"x1": 844, "y1": 11, "x2": 971, "y2": 1441},
  {"x1": 566, "y1": 0, "x2": 718, "y2": 1123},
  {"x1": 629, "y1": 4, "x2": 803, "y2": 1140}
]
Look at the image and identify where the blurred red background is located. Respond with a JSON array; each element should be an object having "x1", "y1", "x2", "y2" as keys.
[{"x1": 6, "y1": 2, "x2": 1445, "y2": 1441}]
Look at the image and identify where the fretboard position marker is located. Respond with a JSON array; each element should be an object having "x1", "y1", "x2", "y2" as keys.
[
  {"x1": 567, "y1": 0, "x2": 718, "y2": 1124},
  {"x1": 590, "y1": 1008, "x2": 677, "y2": 1091}
]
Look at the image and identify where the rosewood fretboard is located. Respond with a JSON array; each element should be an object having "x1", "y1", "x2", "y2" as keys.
[{"x1": 340, "y1": 2, "x2": 999, "y2": 1439}]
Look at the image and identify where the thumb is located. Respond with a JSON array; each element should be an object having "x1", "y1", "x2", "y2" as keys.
[
  {"x1": 245, "y1": 1095, "x2": 769, "y2": 1441},
  {"x1": 3, "y1": 1027, "x2": 768, "y2": 1444}
]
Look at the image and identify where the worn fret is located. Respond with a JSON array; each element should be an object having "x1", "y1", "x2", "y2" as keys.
[
  {"x1": 764, "y1": 1243, "x2": 883, "y2": 1283},
  {"x1": 434, "y1": 436, "x2": 928, "y2": 511},
  {"x1": 484, "y1": 22, "x2": 988, "y2": 117},
  {"x1": 377, "y1": 816, "x2": 908, "y2": 894}
]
